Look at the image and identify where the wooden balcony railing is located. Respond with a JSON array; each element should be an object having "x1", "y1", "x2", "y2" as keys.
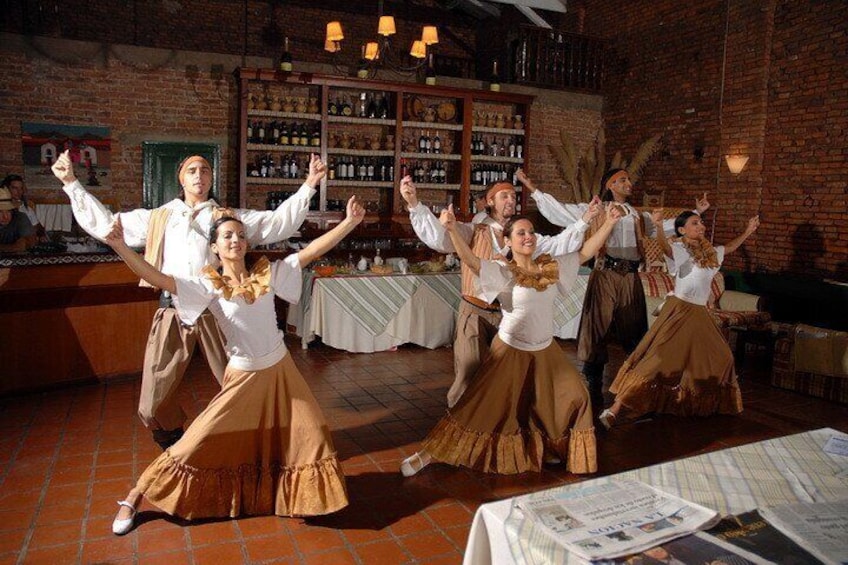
[{"x1": 510, "y1": 27, "x2": 604, "y2": 92}]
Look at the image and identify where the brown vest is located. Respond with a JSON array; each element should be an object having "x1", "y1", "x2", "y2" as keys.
[
  {"x1": 139, "y1": 208, "x2": 173, "y2": 289},
  {"x1": 586, "y1": 204, "x2": 646, "y2": 260},
  {"x1": 461, "y1": 223, "x2": 502, "y2": 302}
]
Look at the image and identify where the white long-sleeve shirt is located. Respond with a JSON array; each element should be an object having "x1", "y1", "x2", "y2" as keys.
[
  {"x1": 62, "y1": 179, "x2": 315, "y2": 280},
  {"x1": 530, "y1": 191, "x2": 677, "y2": 261},
  {"x1": 407, "y1": 198, "x2": 589, "y2": 259}
]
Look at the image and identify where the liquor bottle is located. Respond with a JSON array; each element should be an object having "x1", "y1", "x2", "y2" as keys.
[
  {"x1": 257, "y1": 121, "x2": 266, "y2": 144},
  {"x1": 358, "y1": 92, "x2": 367, "y2": 117},
  {"x1": 290, "y1": 123, "x2": 300, "y2": 146},
  {"x1": 433, "y1": 132, "x2": 441, "y2": 153},
  {"x1": 388, "y1": 161, "x2": 394, "y2": 181},
  {"x1": 424, "y1": 130, "x2": 432, "y2": 153},
  {"x1": 358, "y1": 158, "x2": 367, "y2": 181},
  {"x1": 418, "y1": 130, "x2": 427, "y2": 153},
  {"x1": 367, "y1": 159, "x2": 375, "y2": 181},
  {"x1": 508, "y1": 136, "x2": 516, "y2": 158},
  {"x1": 279, "y1": 122, "x2": 289, "y2": 145},
  {"x1": 438, "y1": 161, "x2": 447, "y2": 184},
  {"x1": 327, "y1": 157, "x2": 336, "y2": 180},
  {"x1": 310, "y1": 124, "x2": 320, "y2": 147},
  {"x1": 516, "y1": 138, "x2": 524, "y2": 159},
  {"x1": 341, "y1": 95, "x2": 353, "y2": 116},
  {"x1": 259, "y1": 154, "x2": 269, "y2": 178},
  {"x1": 425, "y1": 53, "x2": 436, "y2": 86},
  {"x1": 379, "y1": 161, "x2": 387, "y2": 182},
  {"x1": 346, "y1": 157, "x2": 355, "y2": 180},
  {"x1": 247, "y1": 121, "x2": 254, "y2": 144},
  {"x1": 489, "y1": 60, "x2": 501, "y2": 92},
  {"x1": 429, "y1": 162, "x2": 439, "y2": 184},
  {"x1": 299, "y1": 123, "x2": 308, "y2": 146},
  {"x1": 279, "y1": 37, "x2": 293, "y2": 72},
  {"x1": 328, "y1": 97, "x2": 339, "y2": 116},
  {"x1": 271, "y1": 120, "x2": 280, "y2": 145},
  {"x1": 366, "y1": 92, "x2": 377, "y2": 118},
  {"x1": 400, "y1": 158, "x2": 408, "y2": 179},
  {"x1": 377, "y1": 92, "x2": 390, "y2": 118},
  {"x1": 289, "y1": 156, "x2": 299, "y2": 178}
]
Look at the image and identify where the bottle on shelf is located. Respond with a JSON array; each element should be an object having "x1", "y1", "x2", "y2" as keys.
[
  {"x1": 310, "y1": 124, "x2": 320, "y2": 147},
  {"x1": 341, "y1": 95, "x2": 353, "y2": 117},
  {"x1": 247, "y1": 121, "x2": 254, "y2": 144},
  {"x1": 271, "y1": 121, "x2": 280, "y2": 145},
  {"x1": 299, "y1": 123, "x2": 309, "y2": 146},
  {"x1": 433, "y1": 132, "x2": 441, "y2": 153},
  {"x1": 377, "y1": 92, "x2": 390, "y2": 119},
  {"x1": 366, "y1": 92, "x2": 377, "y2": 118},
  {"x1": 418, "y1": 130, "x2": 427, "y2": 153},
  {"x1": 290, "y1": 123, "x2": 300, "y2": 146},
  {"x1": 425, "y1": 53, "x2": 436, "y2": 86},
  {"x1": 327, "y1": 157, "x2": 336, "y2": 180},
  {"x1": 358, "y1": 92, "x2": 368, "y2": 118},
  {"x1": 490, "y1": 60, "x2": 501, "y2": 92},
  {"x1": 279, "y1": 37, "x2": 293, "y2": 72},
  {"x1": 257, "y1": 121, "x2": 266, "y2": 144},
  {"x1": 328, "y1": 97, "x2": 339, "y2": 116},
  {"x1": 279, "y1": 122, "x2": 289, "y2": 145}
]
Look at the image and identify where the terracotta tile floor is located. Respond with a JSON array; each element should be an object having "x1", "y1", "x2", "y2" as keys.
[{"x1": 1, "y1": 337, "x2": 846, "y2": 564}]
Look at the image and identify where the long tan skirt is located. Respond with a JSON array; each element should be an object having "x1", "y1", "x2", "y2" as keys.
[
  {"x1": 135, "y1": 353, "x2": 348, "y2": 520},
  {"x1": 423, "y1": 336, "x2": 597, "y2": 475},
  {"x1": 609, "y1": 296, "x2": 743, "y2": 419}
]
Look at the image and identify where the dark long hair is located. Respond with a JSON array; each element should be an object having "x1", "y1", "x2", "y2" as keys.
[
  {"x1": 208, "y1": 216, "x2": 244, "y2": 244},
  {"x1": 673, "y1": 211, "x2": 699, "y2": 237},
  {"x1": 501, "y1": 215, "x2": 534, "y2": 261}
]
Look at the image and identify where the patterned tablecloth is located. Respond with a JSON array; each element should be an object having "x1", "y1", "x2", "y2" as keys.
[{"x1": 464, "y1": 427, "x2": 848, "y2": 565}]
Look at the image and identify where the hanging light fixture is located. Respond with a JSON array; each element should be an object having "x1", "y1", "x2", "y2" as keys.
[{"x1": 324, "y1": 9, "x2": 438, "y2": 79}]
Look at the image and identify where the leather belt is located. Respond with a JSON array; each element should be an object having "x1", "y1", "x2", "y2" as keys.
[
  {"x1": 462, "y1": 295, "x2": 501, "y2": 312},
  {"x1": 598, "y1": 256, "x2": 641, "y2": 274}
]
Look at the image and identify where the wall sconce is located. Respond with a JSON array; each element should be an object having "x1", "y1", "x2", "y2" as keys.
[{"x1": 725, "y1": 154, "x2": 749, "y2": 175}]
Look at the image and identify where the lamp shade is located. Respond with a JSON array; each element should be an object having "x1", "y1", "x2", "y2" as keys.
[
  {"x1": 364, "y1": 42, "x2": 379, "y2": 61},
  {"x1": 378, "y1": 16, "x2": 396, "y2": 36},
  {"x1": 409, "y1": 40, "x2": 426, "y2": 59},
  {"x1": 422, "y1": 25, "x2": 439, "y2": 45},
  {"x1": 326, "y1": 21, "x2": 344, "y2": 42},
  {"x1": 725, "y1": 154, "x2": 749, "y2": 175}
]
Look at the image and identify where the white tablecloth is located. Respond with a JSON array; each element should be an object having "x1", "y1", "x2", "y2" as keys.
[
  {"x1": 464, "y1": 427, "x2": 848, "y2": 565},
  {"x1": 288, "y1": 270, "x2": 462, "y2": 353}
]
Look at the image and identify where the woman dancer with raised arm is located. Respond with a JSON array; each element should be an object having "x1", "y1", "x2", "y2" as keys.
[
  {"x1": 400, "y1": 203, "x2": 622, "y2": 476},
  {"x1": 599, "y1": 211, "x2": 760, "y2": 429},
  {"x1": 107, "y1": 196, "x2": 365, "y2": 535}
]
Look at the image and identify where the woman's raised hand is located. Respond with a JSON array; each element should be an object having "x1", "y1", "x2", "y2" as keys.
[
  {"x1": 346, "y1": 195, "x2": 365, "y2": 225},
  {"x1": 604, "y1": 202, "x2": 624, "y2": 224},
  {"x1": 582, "y1": 195, "x2": 602, "y2": 222},
  {"x1": 651, "y1": 208, "x2": 664, "y2": 227},
  {"x1": 51, "y1": 150, "x2": 77, "y2": 185},
  {"x1": 695, "y1": 192, "x2": 710, "y2": 214},
  {"x1": 104, "y1": 216, "x2": 125, "y2": 248},
  {"x1": 439, "y1": 204, "x2": 457, "y2": 230},
  {"x1": 745, "y1": 215, "x2": 760, "y2": 234},
  {"x1": 306, "y1": 154, "x2": 327, "y2": 187}
]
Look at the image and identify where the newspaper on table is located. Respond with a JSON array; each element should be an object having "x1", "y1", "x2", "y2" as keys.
[
  {"x1": 515, "y1": 479, "x2": 720, "y2": 561},
  {"x1": 758, "y1": 500, "x2": 848, "y2": 565}
]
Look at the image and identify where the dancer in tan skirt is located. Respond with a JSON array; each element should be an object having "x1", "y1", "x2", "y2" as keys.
[
  {"x1": 400, "y1": 204, "x2": 623, "y2": 476},
  {"x1": 106, "y1": 197, "x2": 366, "y2": 535},
  {"x1": 599, "y1": 210, "x2": 760, "y2": 429}
]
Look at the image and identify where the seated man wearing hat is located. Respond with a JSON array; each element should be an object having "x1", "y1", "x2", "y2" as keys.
[
  {"x1": 0, "y1": 186, "x2": 37, "y2": 253},
  {"x1": 52, "y1": 150, "x2": 326, "y2": 449},
  {"x1": 399, "y1": 173, "x2": 601, "y2": 408}
]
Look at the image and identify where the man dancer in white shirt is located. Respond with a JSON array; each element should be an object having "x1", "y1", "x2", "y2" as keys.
[
  {"x1": 518, "y1": 168, "x2": 709, "y2": 414},
  {"x1": 399, "y1": 175, "x2": 600, "y2": 407},
  {"x1": 51, "y1": 150, "x2": 325, "y2": 449}
]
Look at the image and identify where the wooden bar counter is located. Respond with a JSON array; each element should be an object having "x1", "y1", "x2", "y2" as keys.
[{"x1": 0, "y1": 253, "x2": 159, "y2": 395}]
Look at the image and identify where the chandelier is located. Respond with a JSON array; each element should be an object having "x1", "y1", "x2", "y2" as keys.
[{"x1": 324, "y1": 12, "x2": 438, "y2": 79}]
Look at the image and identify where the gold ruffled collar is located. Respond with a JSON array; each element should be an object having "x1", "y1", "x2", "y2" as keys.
[
  {"x1": 201, "y1": 256, "x2": 271, "y2": 304},
  {"x1": 504, "y1": 253, "x2": 560, "y2": 291},
  {"x1": 672, "y1": 236, "x2": 720, "y2": 269}
]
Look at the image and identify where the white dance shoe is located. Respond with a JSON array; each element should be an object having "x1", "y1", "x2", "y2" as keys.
[
  {"x1": 400, "y1": 451, "x2": 432, "y2": 477},
  {"x1": 598, "y1": 409, "x2": 616, "y2": 430},
  {"x1": 112, "y1": 500, "x2": 137, "y2": 535}
]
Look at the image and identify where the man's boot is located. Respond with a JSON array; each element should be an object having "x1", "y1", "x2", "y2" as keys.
[{"x1": 152, "y1": 428, "x2": 184, "y2": 451}]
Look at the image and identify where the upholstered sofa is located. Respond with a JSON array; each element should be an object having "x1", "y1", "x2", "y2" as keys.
[{"x1": 771, "y1": 323, "x2": 848, "y2": 404}]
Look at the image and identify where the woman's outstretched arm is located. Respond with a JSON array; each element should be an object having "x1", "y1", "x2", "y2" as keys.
[
  {"x1": 723, "y1": 215, "x2": 760, "y2": 255},
  {"x1": 104, "y1": 216, "x2": 177, "y2": 294},
  {"x1": 297, "y1": 196, "x2": 365, "y2": 268},
  {"x1": 440, "y1": 204, "x2": 480, "y2": 275},
  {"x1": 577, "y1": 204, "x2": 623, "y2": 263}
]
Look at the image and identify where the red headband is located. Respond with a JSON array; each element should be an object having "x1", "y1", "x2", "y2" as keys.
[
  {"x1": 178, "y1": 155, "x2": 211, "y2": 185},
  {"x1": 605, "y1": 170, "x2": 629, "y2": 188},
  {"x1": 486, "y1": 182, "x2": 515, "y2": 201}
]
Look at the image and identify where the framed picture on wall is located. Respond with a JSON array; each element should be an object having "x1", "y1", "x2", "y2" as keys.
[{"x1": 21, "y1": 123, "x2": 111, "y2": 190}]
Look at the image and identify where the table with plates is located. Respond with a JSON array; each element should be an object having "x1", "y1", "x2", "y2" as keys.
[{"x1": 463, "y1": 427, "x2": 848, "y2": 565}]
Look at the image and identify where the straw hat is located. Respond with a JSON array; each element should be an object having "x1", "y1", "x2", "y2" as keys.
[{"x1": 0, "y1": 187, "x2": 18, "y2": 211}]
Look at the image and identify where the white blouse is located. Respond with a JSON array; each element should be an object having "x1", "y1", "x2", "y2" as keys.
[
  {"x1": 667, "y1": 242, "x2": 725, "y2": 306},
  {"x1": 478, "y1": 253, "x2": 581, "y2": 351},
  {"x1": 174, "y1": 254, "x2": 302, "y2": 371}
]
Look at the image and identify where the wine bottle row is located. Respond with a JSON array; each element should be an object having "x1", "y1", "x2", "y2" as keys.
[
  {"x1": 400, "y1": 159, "x2": 451, "y2": 185},
  {"x1": 266, "y1": 191, "x2": 319, "y2": 211},
  {"x1": 471, "y1": 163, "x2": 521, "y2": 186},
  {"x1": 247, "y1": 120, "x2": 320, "y2": 147},
  {"x1": 328, "y1": 91, "x2": 392, "y2": 119},
  {"x1": 249, "y1": 154, "x2": 308, "y2": 179},
  {"x1": 327, "y1": 156, "x2": 394, "y2": 183},
  {"x1": 471, "y1": 134, "x2": 524, "y2": 158},
  {"x1": 413, "y1": 130, "x2": 446, "y2": 154}
]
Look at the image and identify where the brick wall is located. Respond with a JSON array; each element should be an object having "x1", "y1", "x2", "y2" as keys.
[{"x1": 572, "y1": 0, "x2": 847, "y2": 280}]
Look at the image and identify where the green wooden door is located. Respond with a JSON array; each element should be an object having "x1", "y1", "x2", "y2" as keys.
[{"x1": 142, "y1": 142, "x2": 221, "y2": 208}]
